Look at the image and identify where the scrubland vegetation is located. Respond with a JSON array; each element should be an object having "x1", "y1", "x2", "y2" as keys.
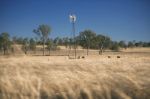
[
  {"x1": 0, "y1": 25, "x2": 150, "y2": 99},
  {"x1": 0, "y1": 26, "x2": 150, "y2": 56}
]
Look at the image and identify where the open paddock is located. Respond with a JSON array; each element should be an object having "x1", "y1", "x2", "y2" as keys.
[{"x1": 0, "y1": 49, "x2": 150, "y2": 99}]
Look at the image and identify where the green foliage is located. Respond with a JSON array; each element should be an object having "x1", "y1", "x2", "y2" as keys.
[
  {"x1": 110, "y1": 41, "x2": 119, "y2": 51},
  {"x1": 0, "y1": 36, "x2": 2, "y2": 51},
  {"x1": 143, "y1": 42, "x2": 150, "y2": 47},
  {"x1": 12, "y1": 36, "x2": 24, "y2": 44},
  {"x1": 102, "y1": 36, "x2": 111, "y2": 49},
  {"x1": 1, "y1": 29, "x2": 150, "y2": 56},
  {"x1": 135, "y1": 41, "x2": 143, "y2": 47},
  {"x1": 22, "y1": 38, "x2": 29, "y2": 54},
  {"x1": 95, "y1": 35, "x2": 111, "y2": 54},
  {"x1": 46, "y1": 39, "x2": 52, "y2": 50},
  {"x1": 46, "y1": 39, "x2": 58, "y2": 51},
  {"x1": 128, "y1": 41, "x2": 150, "y2": 48},
  {"x1": 33, "y1": 24, "x2": 51, "y2": 55},
  {"x1": 62, "y1": 37, "x2": 69, "y2": 48},
  {"x1": 53, "y1": 37, "x2": 61, "y2": 45},
  {"x1": 33, "y1": 24, "x2": 51, "y2": 40},
  {"x1": 46, "y1": 39, "x2": 52, "y2": 55},
  {"x1": 77, "y1": 29, "x2": 113, "y2": 55},
  {"x1": 118, "y1": 41, "x2": 127, "y2": 48},
  {"x1": 77, "y1": 30, "x2": 112, "y2": 49},
  {"x1": 78, "y1": 30, "x2": 96, "y2": 48},
  {"x1": 95, "y1": 34, "x2": 105, "y2": 47},
  {"x1": 128, "y1": 41, "x2": 134, "y2": 48},
  {"x1": 29, "y1": 38, "x2": 36, "y2": 51},
  {"x1": 0, "y1": 32, "x2": 11, "y2": 55}
]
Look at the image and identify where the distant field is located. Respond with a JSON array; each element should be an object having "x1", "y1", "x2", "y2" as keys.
[
  {"x1": 0, "y1": 48, "x2": 150, "y2": 99},
  {"x1": 122, "y1": 47, "x2": 150, "y2": 52},
  {"x1": 1, "y1": 44, "x2": 149, "y2": 56}
]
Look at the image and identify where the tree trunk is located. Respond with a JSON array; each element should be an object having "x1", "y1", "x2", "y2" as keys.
[
  {"x1": 34, "y1": 48, "x2": 36, "y2": 54},
  {"x1": 25, "y1": 47, "x2": 27, "y2": 54},
  {"x1": 87, "y1": 46, "x2": 89, "y2": 56},
  {"x1": 3, "y1": 45, "x2": 6, "y2": 55},
  {"x1": 43, "y1": 39, "x2": 45, "y2": 56},
  {"x1": 99, "y1": 48, "x2": 103, "y2": 55},
  {"x1": 99, "y1": 48, "x2": 101, "y2": 55},
  {"x1": 49, "y1": 49, "x2": 51, "y2": 56},
  {"x1": 3, "y1": 49, "x2": 6, "y2": 55},
  {"x1": 99, "y1": 45, "x2": 103, "y2": 55}
]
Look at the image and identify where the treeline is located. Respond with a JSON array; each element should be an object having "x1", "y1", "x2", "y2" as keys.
[{"x1": 0, "y1": 25, "x2": 150, "y2": 55}]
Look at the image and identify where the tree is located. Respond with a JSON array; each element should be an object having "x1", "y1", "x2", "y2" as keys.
[
  {"x1": 78, "y1": 30, "x2": 96, "y2": 55},
  {"x1": 46, "y1": 39, "x2": 52, "y2": 55},
  {"x1": 13, "y1": 37, "x2": 24, "y2": 44},
  {"x1": 22, "y1": 38, "x2": 29, "y2": 54},
  {"x1": 33, "y1": 24, "x2": 51, "y2": 56},
  {"x1": 143, "y1": 42, "x2": 150, "y2": 47},
  {"x1": 135, "y1": 41, "x2": 143, "y2": 47},
  {"x1": 119, "y1": 40, "x2": 127, "y2": 49},
  {"x1": 62, "y1": 37, "x2": 69, "y2": 48},
  {"x1": 103, "y1": 37, "x2": 111, "y2": 49},
  {"x1": 0, "y1": 32, "x2": 11, "y2": 55},
  {"x1": 110, "y1": 41, "x2": 119, "y2": 51},
  {"x1": 0, "y1": 36, "x2": 2, "y2": 53},
  {"x1": 69, "y1": 37, "x2": 73, "y2": 48},
  {"x1": 53, "y1": 37, "x2": 63, "y2": 45},
  {"x1": 96, "y1": 35, "x2": 106, "y2": 55},
  {"x1": 29, "y1": 38, "x2": 36, "y2": 53},
  {"x1": 128, "y1": 41, "x2": 134, "y2": 48}
]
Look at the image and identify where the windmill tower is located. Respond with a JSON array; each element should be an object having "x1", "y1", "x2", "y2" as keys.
[{"x1": 69, "y1": 14, "x2": 77, "y2": 59}]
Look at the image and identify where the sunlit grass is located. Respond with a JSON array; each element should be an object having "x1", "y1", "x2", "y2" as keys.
[{"x1": 0, "y1": 50, "x2": 150, "y2": 99}]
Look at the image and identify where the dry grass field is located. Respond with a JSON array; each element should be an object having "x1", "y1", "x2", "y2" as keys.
[{"x1": 0, "y1": 48, "x2": 150, "y2": 99}]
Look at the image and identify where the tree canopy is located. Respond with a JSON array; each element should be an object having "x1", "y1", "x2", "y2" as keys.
[
  {"x1": 33, "y1": 24, "x2": 51, "y2": 55},
  {"x1": 0, "y1": 32, "x2": 11, "y2": 55}
]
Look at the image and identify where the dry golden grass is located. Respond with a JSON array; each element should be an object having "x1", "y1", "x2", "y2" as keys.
[
  {"x1": 0, "y1": 49, "x2": 150, "y2": 99},
  {"x1": 122, "y1": 47, "x2": 150, "y2": 53}
]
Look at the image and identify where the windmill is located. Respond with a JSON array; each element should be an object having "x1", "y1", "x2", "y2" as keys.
[{"x1": 69, "y1": 14, "x2": 77, "y2": 58}]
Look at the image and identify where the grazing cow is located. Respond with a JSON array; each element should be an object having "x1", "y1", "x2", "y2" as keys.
[
  {"x1": 108, "y1": 56, "x2": 111, "y2": 58},
  {"x1": 82, "y1": 56, "x2": 85, "y2": 59},
  {"x1": 117, "y1": 56, "x2": 120, "y2": 58}
]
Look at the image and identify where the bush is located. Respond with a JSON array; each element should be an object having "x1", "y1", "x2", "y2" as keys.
[{"x1": 110, "y1": 42, "x2": 119, "y2": 51}]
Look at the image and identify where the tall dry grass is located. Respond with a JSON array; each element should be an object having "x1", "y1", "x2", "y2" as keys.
[{"x1": 0, "y1": 52, "x2": 150, "y2": 99}]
